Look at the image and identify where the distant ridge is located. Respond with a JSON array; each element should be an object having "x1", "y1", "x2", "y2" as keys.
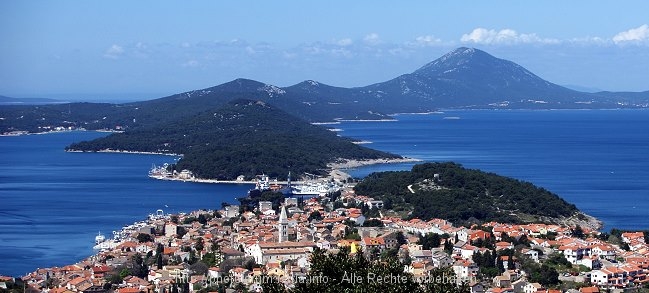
[
  {"x1": 0, "y1": 95, "x2": 62, "y2": 105},
  {"x1": 2, "y1": 47, "x2": 648, "y2": 134}
]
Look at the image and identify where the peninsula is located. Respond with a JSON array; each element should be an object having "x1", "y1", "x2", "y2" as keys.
[{"x1": 13, "y1": 178, "x2": 649, "y2": 293}]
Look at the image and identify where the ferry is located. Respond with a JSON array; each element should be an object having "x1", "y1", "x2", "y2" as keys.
[{"x1": 290, "y1": 181, "x2": 341, "y2": 197}]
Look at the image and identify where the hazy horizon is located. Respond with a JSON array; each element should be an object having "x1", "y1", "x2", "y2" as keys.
[{"x1": 2, "y1": 1, "x2": 649, "y2": 99}]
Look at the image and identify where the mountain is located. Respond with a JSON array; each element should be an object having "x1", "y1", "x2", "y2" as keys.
[
  {"x1": 360, "y1": 47, "x2": 609, "y2": 110},
  {"x1": 2, "y1": 47, "x2": 648, "y2": 135},
  {"x1": 67, "y1": 99, "x2": 400, "y2": 180},
  {"x1": 353, "y1": 162, "x2": 598, "y2": 227}
]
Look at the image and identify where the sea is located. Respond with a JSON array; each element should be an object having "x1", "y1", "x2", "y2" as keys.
[{"x1": 1, "y1": 109, "x2": 648, "y2": 276}]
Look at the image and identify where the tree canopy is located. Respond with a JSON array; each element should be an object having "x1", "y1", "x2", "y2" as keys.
[{"x1": 354, "y1": 162, "x2": 579, "y2": 224}]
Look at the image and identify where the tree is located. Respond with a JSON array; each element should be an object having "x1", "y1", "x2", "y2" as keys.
[
  {"x1": 395, "y1": 231, "x2": 407, "y2": 246},
  {"x1": 362, "y1": 218, "x2": 384, "y2": 227},
  {"x1": 176, "y1": 226, "x2": 187, "y2": 238},
  {"x1": 195, "y1": 237, "x2": 205, "y2": 253},
  {"x1": 573, "y1": 225, "x2": 585, "y2": 239},
  {"x1": 419, "y1": 233, "x2": 442, "y2": 250},
  {"x1": 444, "y1": 239, "x2": 454, "y2": 255},
  {"x1": 131, "y1": 254, "x2": 149, "y2": 278},
  {"x1": 308, "y1": 211, "x2": 323, "y2": 222},
  {"x1": 198, "y1": 214, "x2": 208, "y2": 225},
  {"x1": 190, "y1": 261, "x2": 209, "y2": 276},
  {"x1": 119, "y1": 268, "x2": 131, "y2": 279},
  {"x1": 136, "y1": 233, "x2": 153, "y2": 243}
]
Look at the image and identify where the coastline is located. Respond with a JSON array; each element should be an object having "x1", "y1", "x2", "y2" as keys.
[
  {"x1": 1, "y1": 129, "x2": 123, "y2": 137},
  {"x1": 327, "y1": 157, "x2": 422, "y2": 169},
  {"x1": 66, "y1": 149, "x2": 183, "y2": 157},
  {"x1": 146, "y1": 157, "x2": 423, "y2": 185}
]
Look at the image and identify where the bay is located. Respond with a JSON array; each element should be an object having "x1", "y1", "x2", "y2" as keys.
[
  {"x1": 338, "y1": 109, "x2": 649, "y2": 233},
  {"x1": 1, "y1": 109, "x2": 648, "y2": 276},
  {"x1": 0, "y1": 132, "x2": 251, "y2": 276}
]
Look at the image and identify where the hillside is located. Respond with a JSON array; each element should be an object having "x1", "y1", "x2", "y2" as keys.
[
  {"x1": 67, "y1": 99, "x2": 400, "y2": 180},
  {"x1": 353, "y1": 162, "x2": 592, "y2": 226},
  {"x1": 2, "y1": 47, "x2": 648, "y2": 135}
]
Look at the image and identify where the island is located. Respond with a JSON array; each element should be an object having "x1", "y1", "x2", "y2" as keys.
[{"x1": 65, "y1": 100, "x2": 408, "y2": 180}]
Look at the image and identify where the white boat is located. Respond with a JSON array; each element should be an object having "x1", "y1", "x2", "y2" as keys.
[
  {"x1": 149, "y1": 163, "x2": 172, "y2": 178},
  {"x1": 291, "y1": 181, "x2": 340, "y2": 197},
  {"x1": 94, "y1": 231, "x2": 105, "y2": 245}
]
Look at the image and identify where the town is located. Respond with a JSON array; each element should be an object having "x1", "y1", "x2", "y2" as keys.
[{"x1": 5, "y1": 182, "x2": 649, "y2": 293}]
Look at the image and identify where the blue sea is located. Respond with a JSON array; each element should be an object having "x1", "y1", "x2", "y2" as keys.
[
  {"x1": 0, "y1": 132, "x2": 252, "y2": 276},
  {"x1": 1, "y1": 109, "x2": 648, "y2": 276}
]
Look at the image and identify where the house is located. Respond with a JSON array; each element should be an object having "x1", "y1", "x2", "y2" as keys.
[
  {"x1": 361, "y1": 237, "x2": 386, "y2": 253},
  {"x1": 223, "y1": 205, "x2": 240, "y2": 218},
  {"x1": 123, "y1": 276, "x2": 149, "y2": 290},
  {"x1": 621, "y1": 232, "x2": 645, "y2": 244},
  {"x1": 470, "y1": 282, "x2": 485, "y2": 293},
  {"x1": 453, "y1": 260, "x2": 478, "y2": 285},
  {"x1": 589, "y1": 265, "x2": 645, "y2": 287},
  {"x1": 495, "y1": 242, "x2": 514, "y2": 251},
  {"x1": 576, "y1": 255, "x2": 601, "y2": 270},
  {"x1": 493, "y1": 275, "x2": 511, "y2": 288},
  {"x1": 591, "y1": 244, "x2": 616, "y2": 260},
  {"x1": 511, "y1": 279, "x2": 527, "y2": 293},
  {"x1": 523, "y1": 282, "x2": 543, "y2": 293},
  {"x1": 66, "y1": 277, "x2": 92, "y2": 292},
  {"x1": 470, "y1": 230, "x2": 492, "y2": 242},
  {"x1": 221, "y1": 247, "x2": 245, "y2": 260},
  {"x1": 521, "y1": 249, "x2": 539, "y2": 262},
  {"x1": 559, "y1": 244, "x2": 590, "y2": 264},
  {"x1": 411, "y1": 250, "x2": 433, "y2": 262},
  {"x1": 432, "y1": 251, "x2": 454, "y2": 268},
  {"x1": 117, "y1": 288, "x2": 142, "y2": 293},
  {"x1": 165, "y1": 223, "x2": 178, "y2": 237},
  {"x1": 461, "y1": 244, "x2": 479, "y2": 259},
  {"x1": 229, "y1": 267, "x2": 251, "y2": 284},
  {"x1": 258, "y1": 201, "x2": 273, "y2": 212}
]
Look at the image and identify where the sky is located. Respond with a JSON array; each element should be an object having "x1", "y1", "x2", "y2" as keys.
[{"x1": 1, "y1": 0, "x2": 649, "y2": 101}]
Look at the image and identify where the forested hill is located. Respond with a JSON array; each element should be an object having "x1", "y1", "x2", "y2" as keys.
[
  {"x1": 354, "y1": 162, "x2": 582, "y2": 224},
  {"x1": 67, "y1": 100, "x2": 400, "y2": 180}
]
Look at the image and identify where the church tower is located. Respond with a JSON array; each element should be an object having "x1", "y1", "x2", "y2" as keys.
[{"x1": 278, "y1": 205, "x2": 288, "y2": 243}]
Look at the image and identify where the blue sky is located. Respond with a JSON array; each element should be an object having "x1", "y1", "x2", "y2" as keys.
[{"x1": 1, "y1": 0, "x2": 649, "y2": 101}]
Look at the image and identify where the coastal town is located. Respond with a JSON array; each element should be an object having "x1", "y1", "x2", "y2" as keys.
[{"x1": 4, "y1": 177, "x2": 649, "y2": 293}]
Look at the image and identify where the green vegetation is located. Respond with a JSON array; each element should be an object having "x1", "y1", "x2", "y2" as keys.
[
  {"x1": 67, "y1": 100, "x2": 399, "y2": 179},
  {"x1": 418, "y1": 233, "x2": 442, "y2": 250},
  {"x1": 258, "y1": 247, "x2": 469, "y2": 293},
  {"x1": 519, "y1": 254, "x2": 560, "y2": 287},
  {"x1": 353, "y1": 162, "x2": 579, "y2": 224}
]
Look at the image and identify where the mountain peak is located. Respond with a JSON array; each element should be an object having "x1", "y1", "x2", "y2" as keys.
[
  {"x1": 219, "y1": 78, "x2": 266, "y2": 90},
  {"x1": 414, "y1": 47, "x2": 492, "y2": 75}
]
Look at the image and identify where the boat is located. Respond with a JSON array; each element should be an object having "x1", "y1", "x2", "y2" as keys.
[
  {"x1": 92, "y1": 231, "x2": 115, "y2": 250},
  {"x1": 290, "y1": 181, "x2": 341, "y2": 197},
  {"x1": 149, "y1": 163, "x2": 172, "y2": 178},
  {"x1": 255, "y1": 174, "x2": 271, "y2": 191},
  {"x1": 94, "y1": 231, "x2": 105, "y2": 245}
]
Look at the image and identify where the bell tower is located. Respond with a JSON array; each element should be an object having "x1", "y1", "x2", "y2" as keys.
[{"x1": 278, "y1": 205, "x2": 288, "y2": 242}]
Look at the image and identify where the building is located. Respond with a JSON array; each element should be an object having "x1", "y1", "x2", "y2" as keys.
[
  {"x1": 278, "y1": 206, "x2": 288, "y2": 243},
  {"x1": 247, "y1": 241, "x2": 316, "y2": 264}
]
